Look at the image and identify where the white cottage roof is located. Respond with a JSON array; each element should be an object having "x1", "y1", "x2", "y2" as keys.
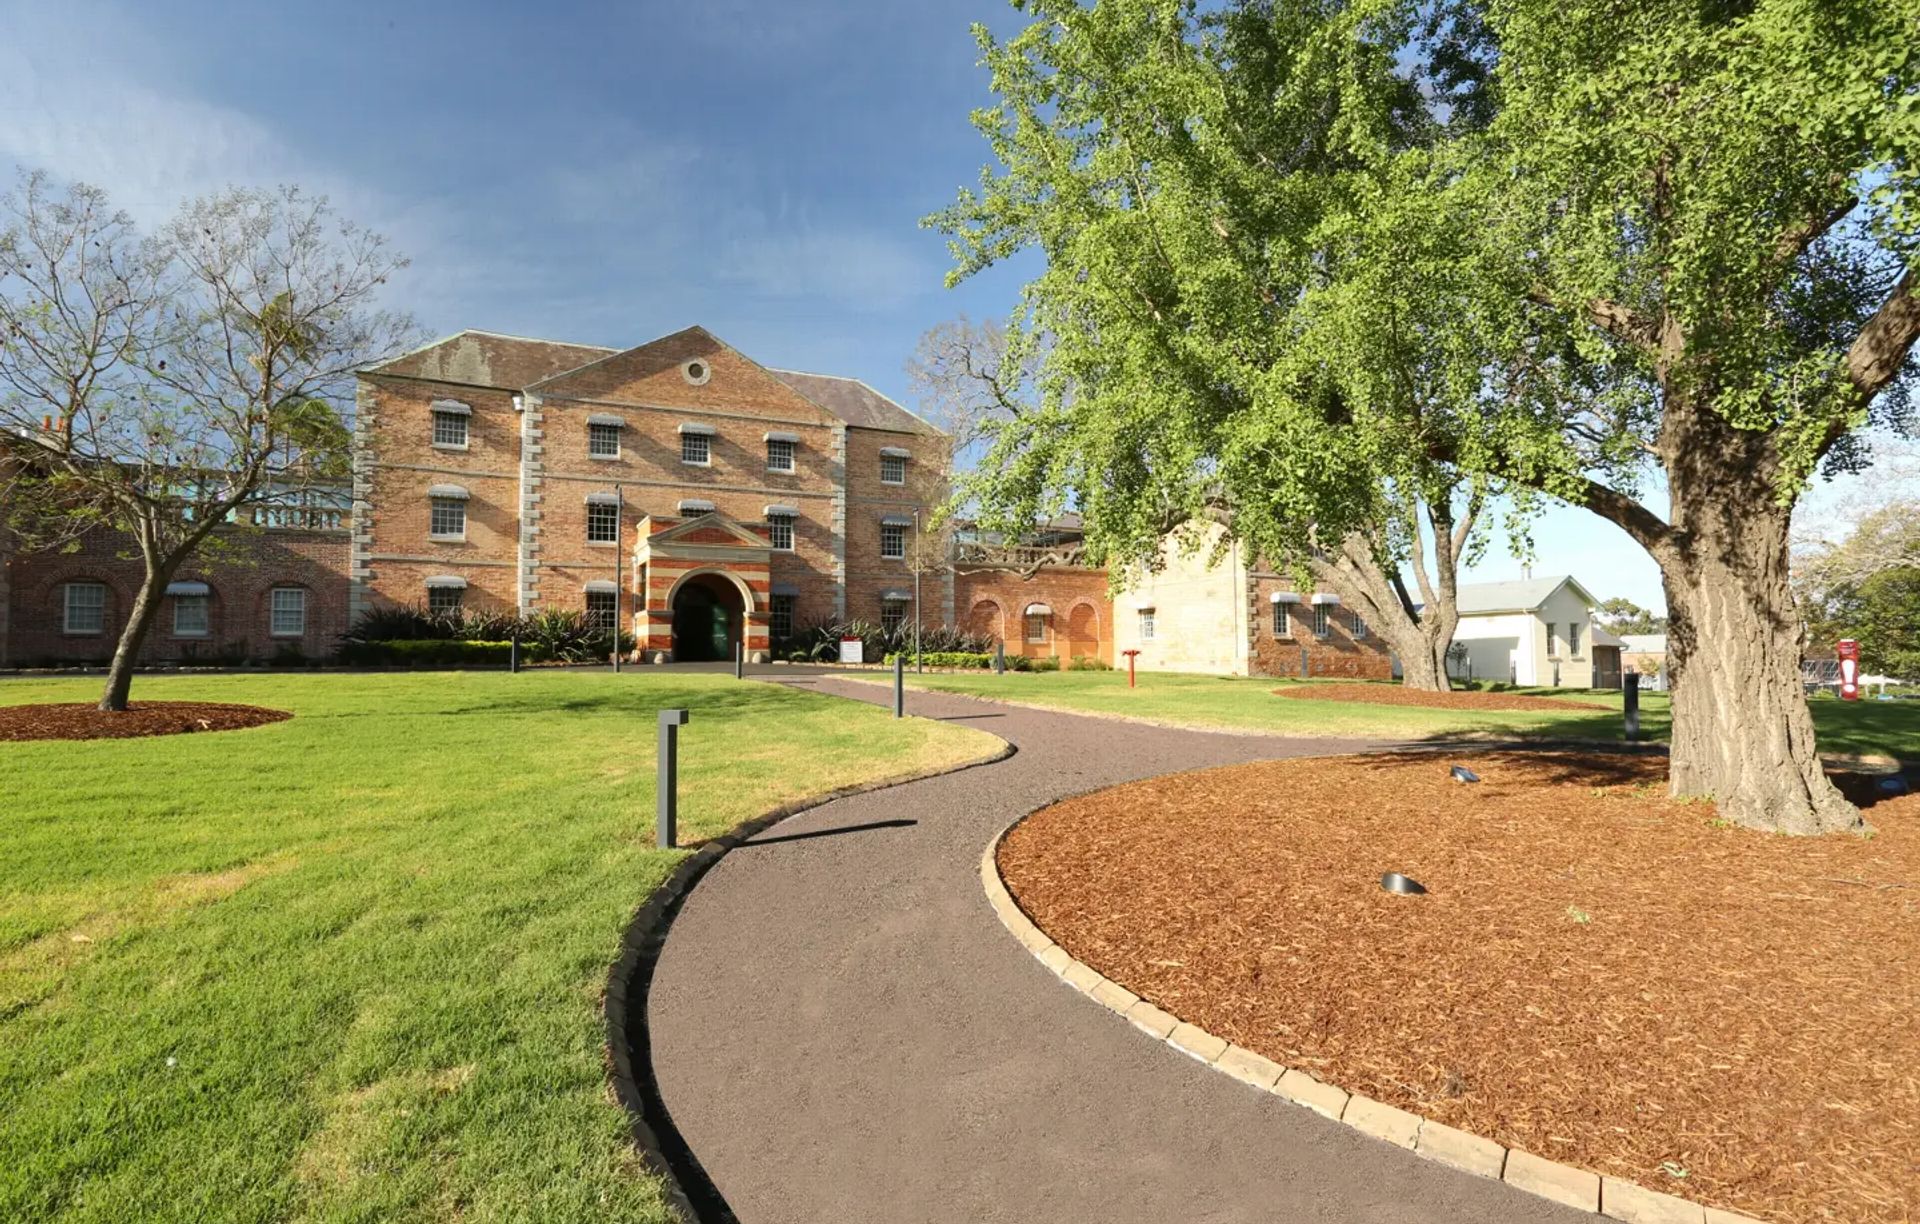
[{"x1": 1454, "y1": 575, "x2": 1598, "y2": 616}]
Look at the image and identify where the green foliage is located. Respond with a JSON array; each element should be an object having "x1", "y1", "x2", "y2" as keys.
[
  {"x1": 338, "y1": 639, "x2": 534, "y2": 667},
  {"x1": 1813, "y1": 565, "x2": 1920, "y2": 678},
  {"x1": 1069, "y1": 655, "x2": 1114, "y2": 671},
  {"x1": 882, "y1": 651, "x2": 996, "y2": 669},
  {"x1": 784, "y1": 619, "x2": 994, "y2": 663},
  {"x1": 340, "y1": 606, "x2": 630, "y2": 664},
  {"x1": 1598, "y1": 598, "x2": 1668, "y2": 636}
]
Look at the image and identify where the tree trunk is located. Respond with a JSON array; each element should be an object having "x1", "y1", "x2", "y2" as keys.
[
  {"x1": 98, "y1": 561, "x2": 174, "y2": 713},
  {"x1": 1393, "y1": 628, "x2": 1453, "y2": 691},
  {"x1": 1662, "y1": 458, "x2": 1861, "y2": 834}
]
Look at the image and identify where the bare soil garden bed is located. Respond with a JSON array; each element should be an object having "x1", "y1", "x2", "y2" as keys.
[
  {"x1": 0, "y1": 701, "x2": 292, "y2": 742},
  {"x1": 998, "y1": 750, "x2": 1918, "y2": 1224},
  {"x1": 1275, "y1": 682, "x2": 1601, "y2": 712}
]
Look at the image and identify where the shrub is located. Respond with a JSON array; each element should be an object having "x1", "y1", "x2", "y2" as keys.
[
  {"x1": 1027, "y1": 656, "x2": 1061, "y2": 672},
  {"x1": 340, "y1": 604, "x2": 629, "y2": 663},
  {"x1": 882, "y1": 651, "x2": 993, "y2": 669},
  {"x1": 1068, "y1": 655, "x2": 1113, "y2": 671},
  {"x1": 780, "y1": 618, "x2": 996, "y2": 663},
  {"x1": 338, "y1": 639, "x2": 539, "y2": 667}
]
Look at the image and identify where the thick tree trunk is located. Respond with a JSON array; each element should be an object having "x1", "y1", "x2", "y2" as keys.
[
  {"x1": 1393, "y1": 628, "x2": 1453, "y2": 691},
  {"x1": 1662, "y1": 445, "x2": 1861, "y2": 834}
]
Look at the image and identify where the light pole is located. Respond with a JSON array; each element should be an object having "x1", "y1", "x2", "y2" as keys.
[
  {"x1": 611, "y1": 485, "x2": 624, "y2": 673},
  {"x1": 913, "y1": 510, "x2": 923, "y2": 673}
]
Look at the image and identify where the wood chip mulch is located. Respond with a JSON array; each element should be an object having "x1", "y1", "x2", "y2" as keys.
[
  {"x1": 998, "y1": 751, "x2": 1920, "y2": 1224},
  {"x1": 0, "y1": 701, "x2": 292, "y2": 742},
  {"x1": 1275, "y1": 682, "x2": 1601, "y2": 712}
]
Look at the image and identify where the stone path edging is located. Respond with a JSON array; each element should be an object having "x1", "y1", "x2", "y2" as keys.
[
  {"x1": 979, "y1": 823, "x2": 1769, "y2": 1224},
  {"x1": 603, "y1": 739, "x2": 1016, "y2": 1224}
]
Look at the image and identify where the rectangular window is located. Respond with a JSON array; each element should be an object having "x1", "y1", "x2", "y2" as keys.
[
  {"x1": 429, "y1": 498, "x2": 466, "y2": 539},
  {"x1": 767, "y1": 439, "x2": 796, "y2": 472},
  {"x1": 1352, "y1": 611, "x2": 1367, "y2": 640},
  {"x1": 1273, "y1": 603, "x2": 1291, "y2": 637},
  {"x1": 1545, "y1": 623, "x2": 1558, "y2": 657},
  {"x1": 770, "y1": 593, "x2": 795, "y2": 641},
  {"x1": 768, "y1": 513, "x2": 795, "y2": 551},
  {"x1": 586, "y1": 501, "x2": 619, "y2": 543},
  {"x1": 64, "y1": 582, "x2": 106, "y2": 634},
  {"x1": 428, "y1": 586, "x2": 463, "y2": 616},
  {"x1": 173, "y1": 595, "x2": 209, "y2": 637},
  {"x1": 1138, "y1": 609, "x2": 1156, "y2": 641},
  {"x1": 588, "y1": 422, "x2": 621, "y2": 459},
  {"x1": 1568, "y1": 621, "x2": 1582, "y2": 656},
  {"x1": 879, "y1": 454, "x2": 906, "y2": 485},
  {"x1": 585, "y1": 589, "x2": 616, "y2": 631},
  {"x1": 681, "y1": 433, "x2": 710, "y2": 465},
  {"x1": 1026, "y1": 612, "x2": 1048, "y2": 643},
  {"x1": 1313, "y1": 605, "x2": 1330, "y2": 638},
  {"x1": 881, "y1": 598, "x2": 909, "y2": 634},
  {"x1": 269, "y1": 588, "x2": 307, "y2": 637},
  {"x1": 880, "y1": 522, "x2": 906, "y2": 559},
  {"x1": 431, "y1": 410, "x2": 468, "y2": 448}
]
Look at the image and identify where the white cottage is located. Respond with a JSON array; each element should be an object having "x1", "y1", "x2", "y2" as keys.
[{"x1": 1449, "y1": 575, "x2": 1603, "y2": 687}]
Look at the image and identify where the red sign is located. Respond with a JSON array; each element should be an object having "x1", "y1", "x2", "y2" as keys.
[{"x1": 1837, "y1": 639, "x2": 1860, "y2": 701}]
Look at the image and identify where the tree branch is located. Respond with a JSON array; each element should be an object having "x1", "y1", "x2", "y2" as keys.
[{"x1": 1529, "y1": 284, "x2": 1659, "y2": 351}]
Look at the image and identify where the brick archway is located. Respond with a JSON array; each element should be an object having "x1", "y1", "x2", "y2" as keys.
[
  {"x1": 965, "y1": 598, "x2": 1004, "y2": 644},
  {"x1": 1066, "y1": 600, "x2": 1103, "y2": 664}
]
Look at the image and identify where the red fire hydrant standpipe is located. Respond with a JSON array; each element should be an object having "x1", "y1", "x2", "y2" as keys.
[{"x1": 1122, "y1": 649, "x2": 1141, "y2": 688}]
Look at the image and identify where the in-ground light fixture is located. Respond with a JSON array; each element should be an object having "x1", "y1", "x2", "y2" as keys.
[{"x1": 1380, "y1": 872, "x2": 1428, "y2": 896}]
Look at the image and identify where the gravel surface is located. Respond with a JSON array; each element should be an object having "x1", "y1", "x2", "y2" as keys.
[{"x1": 647, "y1": 678, "x2": 1598, "y2": 1223}]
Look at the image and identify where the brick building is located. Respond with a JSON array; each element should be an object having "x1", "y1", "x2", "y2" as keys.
[{"x1": 353, "y1": 326, "x2": 947, "y2": 662}]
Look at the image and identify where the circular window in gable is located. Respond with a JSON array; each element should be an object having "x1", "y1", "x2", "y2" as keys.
[{"x1": 682, "y1": 359, "x2": 711, "y2": 386}]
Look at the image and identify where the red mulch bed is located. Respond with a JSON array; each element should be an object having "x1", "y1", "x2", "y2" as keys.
[
  {"x1": 0, "y1": 701, "x2": 292, "y2": 742},
  {"x1": 1276, "y1": 682, "x2": 1601, "y2": 712},
  {"x1": 998, "y1": 751, "x2": 1920, "y2": 1224}
]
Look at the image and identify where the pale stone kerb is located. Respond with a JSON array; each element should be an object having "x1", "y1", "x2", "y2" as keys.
[
  {"x1": 517, "y1": 394, "x2": 546, "y2": 611},
  {"x1": 829, "y1": 422, "x2": 848, "y2": 619},
  {"x1": 1602, "y1": 1176, "x2": 1708, "y2": 1224},
  {"x1": 1504, "y1": 1149, "x2": 1601, "y2": 1213},
  {"x1": 348, "y1": 381, "x2": 378, "y2": 621}
]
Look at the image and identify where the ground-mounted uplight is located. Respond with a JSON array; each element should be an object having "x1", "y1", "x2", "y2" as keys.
[
  {"x1": 1450, "y1": 765, "x2": 1480, "y2": 784},
  {"x1": 1879, "y1": 775, "x2": 1910, "y2": 796},
  {"x1": 1380, "y1": 872, "x2": 1427, "y2": 896}
]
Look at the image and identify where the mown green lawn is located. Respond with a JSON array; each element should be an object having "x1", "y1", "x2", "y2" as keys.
[
  {"x1": 879, "y1": 669, "x2": 1920, "y2": 761},
  {"x1": 0, "y1": 671, "x2": 996, "y2": 1223}
]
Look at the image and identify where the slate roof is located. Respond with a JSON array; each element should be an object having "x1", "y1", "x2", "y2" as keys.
[
  {"x1": 768, "y1": 369, "x2": 940, "y2": 436},
  {"x1": 366, "y1": 330, "x2": 616, "y2": 391},
  {"x1": 1454, "y1": 575, "x2": 1598, "y2": 615}
]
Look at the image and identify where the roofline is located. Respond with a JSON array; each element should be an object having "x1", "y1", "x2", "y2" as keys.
[
  {"x1": 767, "y1": 367, "x2": 947, "y2": 437},
  {"x1": 1455, "y1": 574, "x2": 1600, "y2": 616},
  {"x1": 359, "y1": 329, "x2": 620, "y2": 379},
  {"x1": 521, "y1": 323, "x2": 722, "y2": 393}
]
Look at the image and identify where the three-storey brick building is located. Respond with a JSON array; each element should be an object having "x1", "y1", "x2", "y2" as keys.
[{"x1": 353, "y1": 325, "x2": 946, "y2": 661}]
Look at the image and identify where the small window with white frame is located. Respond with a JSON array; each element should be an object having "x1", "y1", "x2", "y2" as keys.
[
  {"x1": 588, "y1": 422, "x2": 621, "y2": 459},
  {"x1": 1138, "y1": 608, "x2": 1156, "y2": 641},
  {"x1": 585, "y1": 589, "x2": 617, "y2": 631},
  {"x1": 1568, "y1": 620, "x2": 1582, "y2": 657},
  {"x1": 879, "y1": 522, "x2": 907, "y2": 559},
  {"x1": 1025, "y1": 611, "x2": 1048, "y2": 643},
  {"x1": 681, "y1": 432, "x2": 710, "y2": 465},
  {"x1": 1273, "y1": 603, "x2": 1292, "y2": 637},
  {"x1": 431, "y1": 404, "x2": 469, "y2": 449},
  {"x1": 1545, "y1": 623, "x2": 1558, "y2": 657},
  {"x1": 768, "y1": 512, "x2": 796, "y2": 551},
  {"x1": 428, "y1": 585, "x2": 463, "y2": 616},
  {"x1": 1351, "y1": 610, "x2": 1367, "y2": 639},
  {"x1": 269, "y1": 587, "x2": 307, "y2": 637},
  {"x1": 766, "y1": 438, "x2": 796, "y2": 472},
  {"x1": 429, "y1": 497, "x2": 466, "y2": 540},
  {"x1": 173, "y1": 592, "x2": 210, "y2": 637},
  {"x1": 586, "y1": 501, "x2": 619, "y2": 543},
  {"x1": 1313, "y1": 605, "x2": 1330, "y2": 638},
  {"x1": 881, "y1": 597, "x2": 909, "y2": 634},
  {"x1": 880, "y1": 453, "x2": 906, "y2": 485},
  {"x1": 64, "y1": 581, "x2": 106, "y2": 634},
  {"x1": 770, "y1": 593, "x2": 795, "y2": 640}
]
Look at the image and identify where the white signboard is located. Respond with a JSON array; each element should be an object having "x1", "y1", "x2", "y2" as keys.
[{"x1": 838, "y1": 636, "x2": 864, "y2": 665}]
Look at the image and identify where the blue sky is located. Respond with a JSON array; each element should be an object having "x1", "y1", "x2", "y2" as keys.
[{"x1": 3, "y1": 0, "x2": 1901, "y2": 612}]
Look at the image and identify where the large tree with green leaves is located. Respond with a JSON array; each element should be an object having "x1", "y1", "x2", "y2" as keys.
[
  {"x1": 935, "y1": 0, "x2": 1919, "y2": 832},
  {"x1": 0, "y1": 172, "x2": 415, "y2": 710}
]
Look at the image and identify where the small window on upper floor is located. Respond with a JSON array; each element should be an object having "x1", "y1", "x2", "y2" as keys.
[
  {"x1": 879, "y1": 522, "x2": 907, "y2": 559},
  {"x1": 768, "y1": 513, "x2": 796, "y2": 551},
  {"x1": 586, "y1": 501, "x2": 619, "y2": 543},
  {"x1": 1138, "y1": 609, "x2": 1156, "y2": 641},
  {"x1": 767, "y1": 438, "x2": 796, "y2": 472},
  {"x1": 431, "y1": 401, "x2": 471, "y2": 449},
  {"x1": 880, "y1": 454, "x2": 906, "y2": 485},
  {"x1": 681, "y1": 433, "x2": 711, "y2": 465},
  {"x1": 429, "y1": 498, "x2": 467, "y2": 540},
  {"x1": 588, "y1": 422, "x2": 621, "y2": 459}
]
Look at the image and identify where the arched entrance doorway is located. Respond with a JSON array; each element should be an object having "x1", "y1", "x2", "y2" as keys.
[{"x1": 671, "y1": 573, "x2": 744, "y2": 662}]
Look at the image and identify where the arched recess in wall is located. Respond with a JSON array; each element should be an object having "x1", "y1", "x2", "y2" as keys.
[
  {"x1": 1066, "y1": 600, "x2": 1101, "y2": 662},
  {"x1": 965, "y1": 598, "x2": 1003, "y2": 644}
]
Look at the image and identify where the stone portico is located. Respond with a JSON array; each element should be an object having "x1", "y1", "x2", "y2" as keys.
[{"x1": 633, "y1": 512, "x2": 774, "y2": 664}]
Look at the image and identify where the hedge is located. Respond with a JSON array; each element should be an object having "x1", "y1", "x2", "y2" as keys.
[
  {"x1": 337, "y1": 639, "x2": 550, "y2": 667},
  {"x1": 881, "y1": 651, "x2": 995, "y2": 669}
]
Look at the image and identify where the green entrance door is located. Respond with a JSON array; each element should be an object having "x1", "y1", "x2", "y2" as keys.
[{"x1": 670, "y1": 582, "x2": 736, "y2": 662}]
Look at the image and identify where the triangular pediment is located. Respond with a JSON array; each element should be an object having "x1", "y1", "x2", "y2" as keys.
[
  {"x1": 645, "y1": 511, "x2": 771, "y2": 551},
  {"x1": 527, "y1": 326, "x2": 834, "y2": 421}
]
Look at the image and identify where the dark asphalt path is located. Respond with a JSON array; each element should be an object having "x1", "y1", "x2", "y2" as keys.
[{"x1": 647, "y1": 679, "x2": 1597, "y2": 1224}]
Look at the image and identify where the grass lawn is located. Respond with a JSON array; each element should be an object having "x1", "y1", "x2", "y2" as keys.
[
  {"x1": 0, "y1": 671, "x2": 997, "y2": 1223},
  {"x1": 878, "y1": 670, "x2": 1920, "y2": 761}
]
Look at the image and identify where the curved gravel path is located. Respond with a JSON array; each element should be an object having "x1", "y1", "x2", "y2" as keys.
[{"x1": 648, "y1": 678, "x2": 1597, "y2": 1223}]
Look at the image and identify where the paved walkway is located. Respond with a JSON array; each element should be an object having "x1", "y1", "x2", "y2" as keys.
[{"x1": 647, "y1": 679, "x2": 1595, "y2": 1223}]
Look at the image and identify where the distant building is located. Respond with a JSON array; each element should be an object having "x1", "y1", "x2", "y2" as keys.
[
  {"x1": 1449, "y1": 575, "x2": 1604, "y2": 687},
  {"x1": 1619, "y1": 633, "x2": 1668, "y2": 684}
]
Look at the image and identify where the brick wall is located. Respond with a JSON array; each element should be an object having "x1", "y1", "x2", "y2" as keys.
[
  {"x1": 5, "y1": 524, "x2": 350, "y2": 665},
  {"x1": 1246, "y1": 574, "x2": 1393, "y2": 680},
  {"x1": 842, "y1": 427, "x2": 946, "y2": 627},
  {"x1": 954, "y1": 567, "x2": 1113, "y2": 664}
]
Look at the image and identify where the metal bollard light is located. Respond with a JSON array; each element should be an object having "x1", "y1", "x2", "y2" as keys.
[
  {"x1": 893, "y1": 652, "x2": 905, "y2": 718},
  {"x1": 993, "y1": 641, "x2": 1005, "y2": 674},
  {"x1": 510, "y1": 630, "x2": 520, "y2": 674},
  {"x1": 1623, "y1": 673, "x2": 1640, "y2": 742},
  {"x1": 734, "y1": 639, "x2": 744, "y2": 680},
  {"x1": 657, "y1": 709, "x2": 690, "y2": 848}
]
